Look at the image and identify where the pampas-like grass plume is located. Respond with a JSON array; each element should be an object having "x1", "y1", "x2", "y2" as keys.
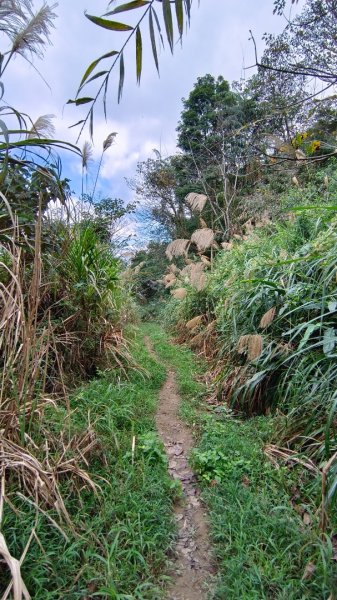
[
  {"x1": 186, "y1": 315, "x2": 203, "y2": 330},
  {"x1": 171, "y1": 287, "x2": 187, "y2": 300},
  {"x1": 28, "y1": 113, "x2": 55, "y2": 138},
  {"x1": 0, "y1": 1, "x2": 30, "y2": 34},
  {"x1": 103, "y1": 132, "x2": 117, "y2": 152},
  {"x1": 190, "y1": 263, "x2": 206, "y2": 291},
  {"x1": 81, "y1": 141, "x2": 93, "y2": 170},
  {"x1": 168, "y1": 263, "x2": 179, "y2": 274},
  {"x1": 191, "y1": 228, "x2": 214, "y2": 252},
  {"x1": 237, "y1": 334, "x2": 263, "y2": 360},
  {"x1": 185, "y1": 192, "x2": 208, "y2": 213},
  {"x1": 259, "y1": 307, "x2": 276, "y2": 329},
  {"x1": 133, "y1": 261, "x2": 145, "y2": 274},
  {"x1": 181, "y1": 261, "x2": 206, "y2": 290},
  {"x1": 166, "y1": 238, "x2": 190, "y2": 261},
  {"x1": 221, "y1": 242, "x2": 233, "y2": 250},
  {"x1": 10, "y1": 2, "x2": 57, "y2": 59},
  {"x1": 200, "y1": 255, "x2": 211, "y2": 265},
  {"x1": 163, "y1": 273, "x2": 177, "y2": 288}
]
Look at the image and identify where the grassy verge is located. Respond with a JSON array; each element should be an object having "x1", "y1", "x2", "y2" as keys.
[
  {"x1": 2, "y1": 327, "x2": 176, "y2": 599},
  {"x1": 144, "y1": 323, "x2": 337, "y2": 600}
]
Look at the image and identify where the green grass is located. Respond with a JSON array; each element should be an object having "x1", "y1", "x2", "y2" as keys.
[
  {"x1": 2, "y1": 327, "x2": 176, "y2": 599},
  {"x1": 143, "y1": 323, "x2": 337, "y2": 600}
]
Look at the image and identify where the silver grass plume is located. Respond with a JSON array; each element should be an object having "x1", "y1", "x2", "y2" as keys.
[
  {"x1": 103, "y1": 132, "x2": 117, "y2": 152},
  {"x1": 81, "y1": 141, "x2": 93, "y2": 171},
  {"x1": 28, "y1": 113, "x2": 55, "y2": 138},
  {"x1": 10, "y1": 2, "x2": 57, "y2": 59},
  {"x1": 0, "y1": 0, "x2": 31, "y2": 34}
]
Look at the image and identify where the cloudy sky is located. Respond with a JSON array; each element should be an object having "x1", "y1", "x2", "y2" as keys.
[{"x1": 4, "y1": 0, "x2": 300, "y2": 240}]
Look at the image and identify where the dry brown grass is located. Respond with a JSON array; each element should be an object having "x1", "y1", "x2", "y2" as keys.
[
  {"x1": 0, "y1": 204, "x2": 113, "y2": 597},
  {"x1": 0, "y1": 531, "x2": 31, "y2": 600}
]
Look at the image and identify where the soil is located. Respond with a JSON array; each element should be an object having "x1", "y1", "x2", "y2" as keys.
[{"x1": 144, "y1": 337, "x2": 215, "y2": 600}]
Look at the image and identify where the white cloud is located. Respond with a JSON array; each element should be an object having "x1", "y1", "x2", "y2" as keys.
[{"x1": 3, "y1": 0, "x2": 302, "y2": 230}]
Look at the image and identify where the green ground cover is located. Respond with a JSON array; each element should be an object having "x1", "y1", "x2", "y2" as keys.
[
  {"x1": 2, "y1": 328, "x2": 176, "y2": 600},
  {"x1": 145, "y1": 323, "x2": 337, "y2": 599}
]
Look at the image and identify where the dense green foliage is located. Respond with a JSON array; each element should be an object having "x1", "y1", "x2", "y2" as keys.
[
  {"x1": 2, "y1": 1, "x2": 337, "y2": 597},
  {"x1": 164, "y1": 164, "x2": 337, "y2": 462},
  {"x1": 145, "y1": 324, "x2": 337, "y2": 599},
  {"x1": 1, "y1": 329, "x2": 176, "y2": 598}
]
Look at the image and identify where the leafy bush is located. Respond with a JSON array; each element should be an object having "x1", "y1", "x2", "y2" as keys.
[{"x1": 165, "y1": 194, "x2": 337, "y2": 469}]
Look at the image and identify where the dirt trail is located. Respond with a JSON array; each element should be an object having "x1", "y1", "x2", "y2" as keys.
[{"x1": 144, "y1": 337, "x2": 214, "y2": 600}]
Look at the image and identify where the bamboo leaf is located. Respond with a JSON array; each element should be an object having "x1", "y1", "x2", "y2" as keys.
[
  {"x1": 184, "y1": 0, "x2": 192, "y2": 23},
  {"x1": 85, "y1": 14, "x2": 133, "y2": 31},
  {"x1": 103, "y1": 77, "x2": 109, "y2": 119},
  {"x1": 136, "y1": 26, "x2": 142, "y2": 84},
  {"x1": 175, "y1": 0, "x2": 184, "y2": 39},
  {"x1": 118, "y1": 52, "x2": 125, "y2": 103},
  {"x1": 149, "y1": 8, "x2": 159, "y2": 73},
  {"x1": 0, "y1": 138, "x2": 81, "y2": 154},
  {"x1": 152, "y1": 7, "x2": 164, "y2": 46},
  {"x1": 67, "y1": 97, "x2": 94, "y2": 106},
  {"x1": 162, "y1": 0, "x2": 174, "y2": 52},
  {"x1": 80, "y1": 51, "x2": 118, "y2": 87},
  {"x1": 89, "y1": 107, "x2": 94, "y2": 140},
  {"x1": 69, "y1": 119, "x2": 86, "y2": 129},
  {"x1": 105, "y1": 1, "x2": 150, "y2": 15},
  {"x1": 83, "y1": 70, "x2": 109, "y2": 86}
]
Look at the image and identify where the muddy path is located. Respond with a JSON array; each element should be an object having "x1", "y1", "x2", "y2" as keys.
[{"x1": 144, "y1": 337, "x2": 214, "y2": 600}]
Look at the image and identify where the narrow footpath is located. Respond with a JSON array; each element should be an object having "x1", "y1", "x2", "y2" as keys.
[{"x1": 144, "y1": 336, "x2": 214, "y2": 600}]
